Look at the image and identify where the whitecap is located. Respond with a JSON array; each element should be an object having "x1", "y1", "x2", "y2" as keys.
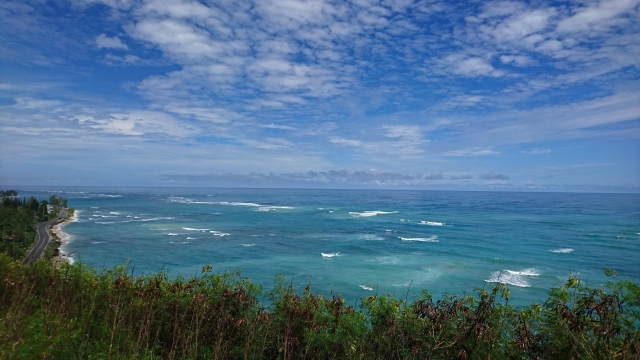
[
  {"x1": 186, "y1": 237, "x2": 196, "y2": 240},
  {"x1": 399, "y1": 236, "x2": 439, "y2": 242},
  {"x1": 361, "y1": 234, "x2": 384, "y2": 241},
  {"x1": 550, "y1": 248, "x2": 574, "y2": 253},
  {"x1": 420, "y1": 221, "x2": 444, "y2": 226},
  {"x1": 109, "y1": 212, "x2": 120, "y2": 215},
  {"x1": 360, "y1": 285, "x2": 374, "y2": 291},
  {"x1": 349, "y1": 210, "x2": 398, "y2": 217},
  {"x1": 134, "y1": 217, "x2": 174, "y2": 222},
  {"x1": 239, "y1": 243, "x2": 256, "y2": 247},
  {"x1": 167, "y1": 233, "x2": 178, "y2": 236},
  {"x1": 91, "y1": 241, "x2": 106, "y2": 244},
  {"x1": 96, "y1": 220, "x2": 131, "y2": 224},
  {"x1": 485, "y1": 269, "x2": 539, "y2": 288},
  {"x1": 210, "y1": 231, "x2": 230, "y2": 237},
  {"x1": 322, "y1": 252, "x2": 341, "y2": 258},
  {"x1": 256, "y1": 206, "x2": 294, "y2": 211},
  {"x1": 183, "y1": 227, "x2": 210, "y2": 231},
  {"x1": 506, "y1": 268, "x2": 540, "y2": 276},
  {"x1": 218, "y1": 201, "x2": 262, "y2": 207}
]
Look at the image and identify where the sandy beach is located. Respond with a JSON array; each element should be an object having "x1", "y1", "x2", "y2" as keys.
[{"x1": 51, "y1": 209, "x2": 79, "y2": 265}]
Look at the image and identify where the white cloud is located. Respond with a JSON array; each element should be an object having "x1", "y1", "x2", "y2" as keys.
[
  {"x1": 73, "y1": 111, "x2": 196, "y2": 136},
  {"x1": 13, "y1": 97, "x2": 61, "y2": 109},
  {"x1": 443, "y1": 148, "x2": 500, "y2": 156},
  {"x1": 557, "y1": 0, "x2": 639, "y2": 33},
  {"x1": 521, "y1": 148, "x2": 551, "y2": 154},
  {"x1": 96, "y1": 33, "x2": 128, "y2": 50},
  {"x1": 329, "y1": 136, "x2": 362, "y2": 147},
  {"x1": 382, "y1": 125, "x2": 426, "y2": 154},
  {"x1": 440, "y1": 54, "x2": 503, "y2": 77}
]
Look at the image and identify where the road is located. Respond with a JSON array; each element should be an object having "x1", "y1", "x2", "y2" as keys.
[{"x1": 21, "y1": 207, "x2": 66, "y2": 265}]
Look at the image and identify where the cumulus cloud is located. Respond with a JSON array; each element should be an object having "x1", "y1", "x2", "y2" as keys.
[{"x1": 96, "y1": 34, "x2": 128, "y2": 50}]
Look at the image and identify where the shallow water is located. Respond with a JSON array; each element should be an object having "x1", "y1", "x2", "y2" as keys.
[{"x1": 19, "y1": 187, "x2": 640, "y2": 306}]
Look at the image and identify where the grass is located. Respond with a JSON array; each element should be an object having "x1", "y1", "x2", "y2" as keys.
[{"x1": 0, "y1": 253, "x2": 638, "y2": 359}]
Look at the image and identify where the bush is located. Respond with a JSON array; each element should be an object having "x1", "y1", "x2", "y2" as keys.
[{"x1": 0, "y1": 254, "x2": 638, "y2": 359}]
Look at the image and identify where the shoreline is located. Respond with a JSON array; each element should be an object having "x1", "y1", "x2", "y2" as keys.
[{"x1": 50, "y1": 209, "x2": 78, "y2": 266}]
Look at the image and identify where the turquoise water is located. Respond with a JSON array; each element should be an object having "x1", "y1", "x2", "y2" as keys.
[{"x1": 18, "y1": 187, "x2": 640, "y2": 306}]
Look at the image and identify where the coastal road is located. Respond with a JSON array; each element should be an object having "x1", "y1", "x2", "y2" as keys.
[{"x1": 21, "y1": 208, "x2": 66, "y2": 265}]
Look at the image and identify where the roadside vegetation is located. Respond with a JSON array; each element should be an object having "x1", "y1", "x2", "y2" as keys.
[
  {"x1": 0, "y1": 191, "x2": 67, "y2": 259},
  {"x1": 1, "y1": 253, "x2": 638, "y2": 359}
]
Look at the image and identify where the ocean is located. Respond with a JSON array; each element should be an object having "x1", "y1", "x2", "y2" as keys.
[{"x1": 17, "y1": 187, "x2": 640, "y2": 307}]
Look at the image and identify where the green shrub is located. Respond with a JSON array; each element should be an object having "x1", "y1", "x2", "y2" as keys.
[{"x1": 0, "y1": 254, "x2": 638, "y2": 359}]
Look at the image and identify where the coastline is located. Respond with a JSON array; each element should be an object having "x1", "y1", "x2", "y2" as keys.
[{"x1": 50, "y1": 209, "x2": 78, "y2": 266}]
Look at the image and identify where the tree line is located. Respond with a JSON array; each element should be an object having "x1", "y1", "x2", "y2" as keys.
[{"x1": 0, "y1": 191, "x2": 67, "y2": 259}]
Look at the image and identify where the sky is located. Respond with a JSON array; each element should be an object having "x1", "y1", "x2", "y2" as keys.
[{"x1": 0, "y1": 0, "x2": 639, "y2": 191}]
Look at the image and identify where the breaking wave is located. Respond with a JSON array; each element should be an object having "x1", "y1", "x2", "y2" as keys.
[
  {"x1": 420, "y1": 221, "x2": 444, "y2": 226},
  {"x1": 399, "y1": 236, "x2": 439, "y2": 242},
  {"x1": 485, "y1": 268, "x2": 540, "y2": 288},
  {"x1": 322, "y1": 252, "x2": 341, "y2": 258},
  {"x1": 349, "y1": 211, "x2": 398, "y2": 217},
  {"x1": 550, "y1": 248, "x2": 574, "y2": 253}
]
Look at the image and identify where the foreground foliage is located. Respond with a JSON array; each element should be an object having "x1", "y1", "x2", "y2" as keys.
[{"x1": 0, "y1": 255, "x2": 638, "y2": 359}]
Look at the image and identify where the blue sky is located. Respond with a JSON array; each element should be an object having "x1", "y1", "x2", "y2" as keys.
[{"x1": 0, "y1": 0, "x2": 638, "y2": 191}]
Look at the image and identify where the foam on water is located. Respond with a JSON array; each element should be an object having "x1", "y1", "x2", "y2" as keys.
[
  {"x1": 218, "y1": 201, "x2": 262, "y2": 207},
  {"x1": 322, "y1": 252, "x2": 341, "y2": 258},
  {"x1": 361, "y1": 234, "x2": 385, "y2": 241},
  {"x1": 349, "y1": 210, "x2": 398, "y2": 217},
  {"x1": 256, "y1": 206, "x2": 294, "y2": 211},
  {"x1": 96, "y1": 220, "x2": 131, "y2": 224},
  {"x1": 210, "y1": 231, "x2": 230, "y2": 237},
  {"x1": 366, "y1": 256, "x2": 399, "y2": 265},
  {"x1": 167, "y1": 233, "x2": 178, "y2": 236},
  {"x1": 134, "y1": 217, "x2": 174, "y2": 222},
  {"x1": 550, "y1": 248, "x2": 574, "y2": 253},
  {"x1": 399, "y1": 236, "x2": 439, "y2": 242},
  {"x1": 360, "y1": 285, "x2": 374, "y2": 291},
  {"x1": 506, "y1": 268, "x2": 540, "y2": 276},
  {"x1": 420, "y1": 221, "x2": 444, "y2": 226},
  {"x1": 485, "y1": 268, "x2": 540, "y2": 288},
  {"x1": 239, "y1": 243, "x2": 256, "y2": 247},
  {"x1": 183, "y1": 227, "x2": 209, "y2": 231},
  {"x1": 186, "y1": 237, "x2": 196, "y2": 240}
]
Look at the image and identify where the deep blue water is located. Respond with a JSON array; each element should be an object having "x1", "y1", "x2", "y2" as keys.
[{"x1": 15, "y1": 187, "x2": 640, "y2": 306}]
